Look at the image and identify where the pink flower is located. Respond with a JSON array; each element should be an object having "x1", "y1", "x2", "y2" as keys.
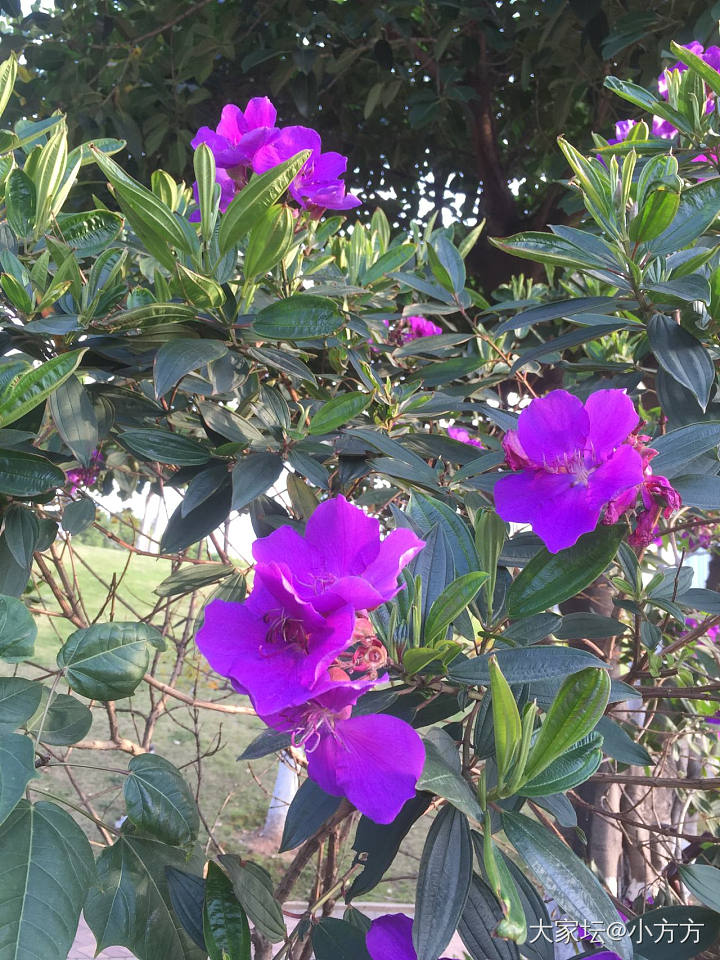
[
  {"x1": 447, "y1": 426, "x2": 484, "y2": 449},
  {"x1": 66, "y1": 449, "x2": 103, "y2": 495},
  {"x1": 402, "y1": 315, "x2": 442, "y2": 341}
]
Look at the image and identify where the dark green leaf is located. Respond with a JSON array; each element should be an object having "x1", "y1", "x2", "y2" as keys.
[
  {"x1": 360, "y1": 244, "x2": 415, "y2": 285},
  {"x1": 154, "y1": 339, "x2": 228, "y2": 398},
  {"x1": 596, "y1": 716, "x2": 652, "y2": 765},
  {"x1": 27, "y1": 690, "x2": 92, "y2": 745},
  {"x1": 0, "y1": 349, "x2": 86, "y2": 428},
  {"x1": 0, "y1": 677, "x2": 42, "y2": 732},
  {"x1": 54, "y1": 209, "x2": 123, "y2": 254},
  {"x1": 312, "y1": 918, "x2": 370, "y2": 960},
  {"x1": 280, "y1": 778, "x2": 341, "y2": 852},
  {"x1": 48, "y1": 371, "x2": 97, "y2": 466},
  {"x1": 502, "y1": 811, "x2": 632, "y2": 959},
  {"x1": 626, "y1": 905, "x2": 720, "y2": 960},
  {"x1": 231, "y1": 453, "x2": 283, "y2": 511},
  {"x1": 2, "y1": 504, "x2": 38, "y2": 568},
  {"x1": 0, "y1": 595, "x2": 36, "y2": 661},
  {"x1": 156, "y1": 562, "x2": 235, "y2": 597},
  {"x1": 220, "y1": 856, "x2": 286, "y2": 943},
  {"x1": 520, "y1": 734, "x2": 603, "y2": 797},
  {"x1": 507, "y1": 525, "x2": 624, "y2": 618},
  {"x1": 416, "y1": 728, "x2": 483, "y2": 821},
  {"x1": 555, "y1": 613, "x2": 623, "y2": 640},
  {"x1": 309, "y1": 392, "x2": 371, "y2": 435},
  {"x1": 678, "y1": 864, "x2": 720, "y2": 913},
  {"x1": 650, "y1": 178, "x2": 720, "y2": 255},
  {"x1": 166, "y1": 867, "x2": 207, "y2": 951},
  {"x1": 0, "y1": 448, "x2": 64, "y2": 495},
  {"x1": 120, "y1": 429, "x2": 211, "y2": 465},
  {"x1": 648, "y1": 314, "x2": 714, "y2": 410},
  {"x1": 672, "y1": 474, "x2": 720, "y2": 509},
  {"x1": 85, "y1": 835, "x2": 206, "y2": 960},
  {"x1": 57, "y1": 620, "x2": 163, "y2": 700},
  {"x1": 5, "y1": 169, "x2": 36, "y2": 236},
  {"x1": 650, "y1": 422, "x2": 720, "y2": 478},
  {"x1": 203, "y1": 861, "x2": 251, "y2": 960},
  {"x1": 0, "y1": 800, "x2": 95, "y2": 960},
  {"x1": 448, "y1": 646, "x2": 607, "y2": 686},
  {"x1": 0, "y1": 733, "x2": 36, "y2": 826},
  {"x1": 413, "y1": 805, "x2": 472, "y2": 960},
  {"x1": 253, "y1": 294, "x2": 344, "y2": 340},
  {"x1": 61, "y1": 496, "x2": 96, "y2": 534},
  {"x1": 458, "y1": 875, "x2": 520, "y2": 960},
  {"x1": 125, "y1": 753, "x2": 200, "y2": 845}
]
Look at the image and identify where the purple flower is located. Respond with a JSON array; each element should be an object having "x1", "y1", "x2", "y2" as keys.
[
  {"x1": 191, "y1": 98, "x2": 278, "y2": 169},
  {"x1": 494, "y1": 390, "x2": 644, "y2": 553},
  {"x1": 195, "y1": 563, "x2": 356, "y2": 715},
  {"x1": 261, "y1": 680, "x2": 425, "y2": 823},
  {"x1": 608, "y1": 116, "x2": 677, "y2": 145},
  {"x1": 66, "y1": 449, "x2": 103, "y2": 495},
  {"x1": 366, "y1": 914, "x2": 453, "y2": 960},
  {"x1": 252, "y1": 495, "x2": 425, "y2": 611},
  {"x1": 189, "y1": 168, "x2": 236, "y2": 219},
  {"x1": 686, "y1": 618, "x2": 720, "y2": 642},
  {"x1": 402, "y1": 315, "x2": 442, "y2": 341},
  {"x1": 252, "y1": 125, "x2": 360, "y2": 212},
  {"x1": 447, "y1": 426, "x2": 484, "y2": 449},
  {"x1": 658, "y1": 42, "x2": 720, "y2": 97}
]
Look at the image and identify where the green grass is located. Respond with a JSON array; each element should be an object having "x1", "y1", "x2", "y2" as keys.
[{"x1": 23, "y1": 544, "x2": 426, "y2": 902}]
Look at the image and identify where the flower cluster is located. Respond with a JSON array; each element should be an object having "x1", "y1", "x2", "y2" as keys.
[
  {"x1": 494, "y1": 389, "x2": 681, "y2": 553},
  {"x1": 610, "y1": 41, "x2": 720, "y2": 147},
  {"x1": 195, "y1": 496, "x2": 426, "y2": 823},
  {"x1": 66, "y1": 449, "x2": 104, "y2": 495},
  {"x1": 191, "y1": 98, "x2": 360, "y2": 216}
]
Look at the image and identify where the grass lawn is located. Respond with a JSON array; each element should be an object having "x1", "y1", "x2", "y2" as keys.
[{"x1": 22, "y1": 544, "x2": 426, "y2": 903}]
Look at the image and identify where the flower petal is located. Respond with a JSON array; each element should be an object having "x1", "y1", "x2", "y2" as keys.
[
  {"x1": 584, "y1": 389, "x2": 639, "y2": 458},
  {"x1": 216, "y1": 104, "x2": 245, "y2": 142},
  {"x1": 516, "y1": 390, "x2": 589, "y2": 467},
  {"x1": 588, "y1": 444, "x2": 644, "y2": 510},
  {"x1": 307, "y1": 714, "x2": 425, "y2": 823},
  {"x1": 242, "y1": 96, "x2": 277, "y2": 130},
  {"x1": 366, "y1": 914, "x2": 416, "y2": 960}
]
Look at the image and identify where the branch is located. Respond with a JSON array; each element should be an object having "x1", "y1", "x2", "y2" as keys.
[
  {"x1": 591, "y1": 773, "x2": 720, "y2": 789},
  {"x1": 143, "y1": 674, "x2": 255, "y2": 714}
]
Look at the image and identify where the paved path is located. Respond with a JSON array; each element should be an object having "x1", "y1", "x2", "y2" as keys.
[{"x1": 69, "y1": 907, "x2": 469, "y2": 958}]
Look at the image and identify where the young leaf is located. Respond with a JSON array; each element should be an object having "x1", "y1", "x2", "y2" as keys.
[
  {"x1": 489, "y1": 656, "x2": 522, "y2": 788},
  {"x1": 424, "y1": 571, "x2": 487, "y2": 643}
]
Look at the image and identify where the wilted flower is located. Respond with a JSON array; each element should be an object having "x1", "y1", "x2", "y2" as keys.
[
  {"x1": 366, "y1": 913, "x2": 453, "y2": 960},
  {"x1": 66, "y1": 449, "x2": 104, "y2": 495},
  {"x1": 195, "y1": 563, "x2": 355, "y2": 715},
  {"x1": 252, "y1": 125, "x2": 360, "y2": 212},
  {"x1": 261, "y1": 675, "x2": 425, "y2": 824},
  {"x1": 494, "y1": 389, "x2": 645, "y2": 553},
  {"x1": 252, "y1": 495, "x2": 425, "y2": 611},
  {"x1": 447, "y1": 425, "x2": 484, "y2": 449}
]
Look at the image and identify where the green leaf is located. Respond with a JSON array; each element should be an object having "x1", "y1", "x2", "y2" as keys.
[
  {"x1": 522, "y1": 668, "x2": 610, "y2": 783},
  {"x1": 161, "y1": 480, "x2": 232, "y2": 553},
  {"x1": 203, "y1": 861, "x2": 251, "y2": 960},
  {"x1": 312, "y1": 918, "x2": 370, "y2": 960},
  {"x1": 596, "y1": 716, "x2": 652, "y2": 765},
  {"x1": 62, "y1": 497, "x2": 96, "y2": 535},
  {"x1": 448, "y1": 646, "x2": 607, "y2": 686},
  {"x1": 120, "y1": 428, "x2": 211, "y2": 465},
  {"x1": 0, "y1": 348, "x2": 86, "y2": 428},
  {"x1": 457, "y1": 875, "x2": 520, "y2": 960},
  {"x1": 176, "y1": 263, "x2": 226, "y2": 309},
  {"x1": 520, "y1": 733, "x2": 603, "y2": 796},
  {"x1": 0, "y1": 677, "x2": 43, "y2": 731},
  {"x1": 0, "y1": 595, "x2": 36, "y2": 661},
  {"x1": 154, "y1": 339, "x2": 229, "y2": 398},
  {"x1": 507, "y1": 525, "x2": 624, "y2": 618},
  {"x1": 629, "y1": 188, "x2": 679, "y2": 243},
  {"x1": 193, "y1": 142, "x2": 216, "y2": 244},
  {"x1": 678, "y1": 864, "x2": 720, "y2": 912},
  {"x1": 218, "y1": 151, "x2": 310, "y2": 254},
  {"x1": 231, "y1": 452, "x2": 283, "y2": 511},
  {"x1": 5, "y1": 169, "x2": 36, "y2": 237},
  {"x1": 648, "y1": 314, "x2": 714, "y2": 411},
  {"x1": 155, "y1": 562, "x2": 235, "y2": 598},
  {"x1": 27, "y1": 690, "x2": 92, "y2": 745},
  {"x1": 253, "y1": 293, "x2": 344, "y2": 340},
  {"x1": 33, "y1": 121, "x2": 68, "y2": 232},
  {"x1": 91, "y1": 145, "x2": 192, "y2": 254},
  {"x1": 309, "y1": 391, "x2": 370, "y2": 434},
  {"x1": 54, "y1": 209, "x2": 124, "y2": 255},
  {"x1": 424, "y1": 571, "x2": 487, "y2": 643},
  {"x1": 650, "y1": 421, "x2": 720, "y2": 478},
  {"x1": 220, "y1": 856, "x2": 287, "y2": 943},
  {"x1": 413, "y1": 804, "x2": 472, "y2": 960},
  {"x1": 416, "y1": 728, "x2": 483, "y2": 821},
  {"x1": 280, "y1": 778, "x2": 341, "y2": 852},
  {"x1": 57, "y1": 620, "x2": 163, "y2": 701},
  {"x1": 49, "y1": 374, "x2": 99, "y2": 465},
  {"x1": 166, "y1": 867, "x2": 207, "y2": 951},
  {"x1": 85, "y1": 835, "x2": 206, "y2": 960},
  {"x1": 0, "y1": 733, "x2": 37, "y2": 826},
  {"x1": 360, "y1": 243, "x2": 415, "y2": 285},
  {"x1": 502, "y1": 811, "x2": 632, "y2": 959},
  {"x1": 0, "y1": 55, "x2": 17, "y2": 122},
  {"x1": 1, "y1": 272, "x2": 32, "y2": 312},
  {"x1": 0, "y1": 800, "x2": 95, "y2": 960},
  {"x1": 430, "y1": 234, "x2": 466, "y2": 294},
  {"x1": 671, "y1": 39, "x2": 720, "y2": 97},
  {"x1": 554, "y1": 613, "x2": 623, "y2": 639},
  {"x1": 125, "y1": 753, "x2": 199, "y2": 846},
  {"x1": 490, "y1": 232, "x2": 613, "y2": 271},
  {"x1": 2, "y1": 504, "x2": 39, "y2": 568},
  {"x1": 244, "y1": 204, "x2": 295, "y2": 278},
  {"x1": 673, "y1": 474, "x2": 720, "y2": 509},
  {"x1": 489, "y1": 656, "x2": 522, "y2": 786},
  {"x1": 649, "y1": 178, "x2": 720, "y2": 255},
  {"x1": 626, "y1": 905, "x2": 720, "y2": 960},
  {"x1": 0, "y1": 448, "x2": 65, "y2": 495},
  {"x1": 96, "y1": 302, "x2": 198, "y2": 330}
]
